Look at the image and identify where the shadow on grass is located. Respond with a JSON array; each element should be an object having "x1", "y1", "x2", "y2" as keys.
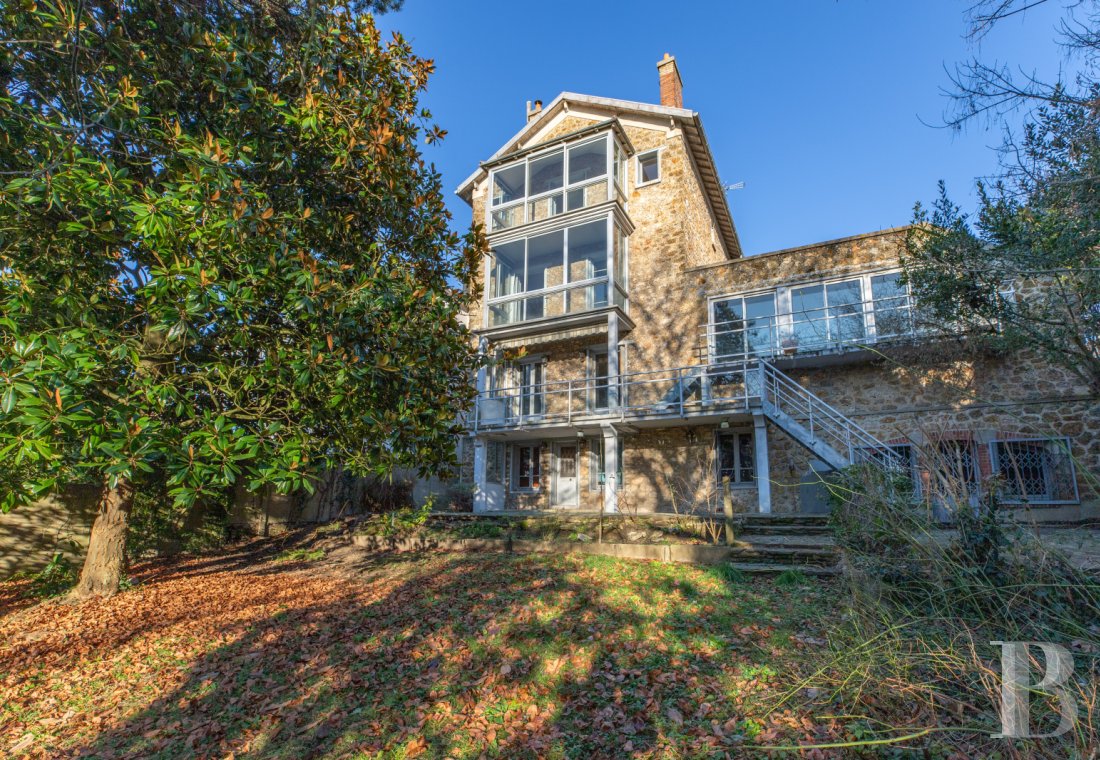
[{"x1": 64, "y1": 552, "x2": 832, "y2": 758}]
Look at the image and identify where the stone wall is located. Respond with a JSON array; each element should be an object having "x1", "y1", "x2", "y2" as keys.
[
  {"x1": 0, "y1": 486, "x2": 99, "y2": 578},
  {"x1": 691, "y1": 228, "x2": 1100, "y2": 519},
  {"x1": 460, "y1": 112, "x2": 1099, "y2": 522}
]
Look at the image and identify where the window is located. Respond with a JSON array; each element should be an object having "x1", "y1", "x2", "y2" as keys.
[
  {"x1": 519, "y1": 361, "x2": 544, "y2": 417},
  {"x1": 870, "y1": 272, "x2": 914, "y2": 339},
  {"x1": 588, "y1": 438, "x2": 603, "y2": 491},
  {"x1": 708, "y1": 269, "x2": 925, "y2": 361},
  {"x1": 588, "y1": 438, "x2": 624, "y2": 490},
  {"x1": 487, "y1": 218, "x2": 618, "y2": 327},
  {"x1": 711, "y1": 293, "x2": 777, "y2": 360},
  {"x1": 857, "y1": 443, "x2": 920, "y2": 494},
  {"x1": 514, "y1": 445, "x2": 542, "y2": 490},
  {"x1": 589, "y1": 350, "x2": 609, "y2": 411},
  {"x1": 717, "y1": 431, "x2": 755, "y2": 484},
  {"x1": 991, "y1": 438, "x2": 1078, "y2": 504},
  {"x1": 612, "y1": 142, "x2": 627, "y2": 194},
  {"x1": 931, "y1": 440, "x2": 980, "y2": 501},
  {"x1": 487, "y1": 134, "x2": 616, "y2": 231},
  {"x1": 636, "y1": 149, "x2": 660, "y2": 185},
  {"x1": 790, "y1": 278, "x2": 866, "y2": 350},
  {"x1": 486, "y1": 442, "x2": 505, "y2": 484}
]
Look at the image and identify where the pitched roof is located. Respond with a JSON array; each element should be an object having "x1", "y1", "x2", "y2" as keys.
[{"x1": 455, "y1": 92, "x2": 742, "y2": 259}]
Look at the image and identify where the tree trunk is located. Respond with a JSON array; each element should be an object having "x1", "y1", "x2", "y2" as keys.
[{"x1": 71, "y1": 478, "x2": 135, "y2": 599}]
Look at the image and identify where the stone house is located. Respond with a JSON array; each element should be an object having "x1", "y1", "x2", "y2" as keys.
[{"x1": 452, "y1": 54, "x2": 1099, "y2": 522}]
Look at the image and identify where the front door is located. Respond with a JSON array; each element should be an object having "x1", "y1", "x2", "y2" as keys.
[{"x1": 552, "y1": 443, "x2": 579, "y2": 507}]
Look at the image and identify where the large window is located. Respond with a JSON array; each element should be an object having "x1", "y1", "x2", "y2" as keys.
[
  {"x1": 514, "y1": 444, "x2": 542, "y2": 491},
  {"x1": 711, "y1": 293, "x2": 777, "y2": 360},
  {"x1": 790, "y1": 278, "x2": 866, "y2": 350},
  {"x1": 488, "y1": 218, "x2": 620, "y2": 327},
  {"x1": 488, "y1": 135, "x2": 618, "y2": 231},
  {"x1": 991, "y1": 438, "x2": 1078, "y2": 504},
  {"x1": 870, "y1": 272, "x2": 914, "y2": 338},
  {"x1": 717, "y1": 431, "x2": 755, "y2": 484},
  {"x1": 519, "y1": 361, "x2": 544, "y2": 417},
  {"x1": 708, "y1": 269, "x2": 922, "y2": 361}
]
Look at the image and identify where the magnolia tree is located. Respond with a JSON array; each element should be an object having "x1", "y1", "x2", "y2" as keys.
[{"x1": 0, "y1": 0, "x2": 485, "y2": 596}]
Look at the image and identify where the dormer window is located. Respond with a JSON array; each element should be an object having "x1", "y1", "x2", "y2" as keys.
[{"x1": 488, "y1": 132, "x2": 626, "y2": 231}]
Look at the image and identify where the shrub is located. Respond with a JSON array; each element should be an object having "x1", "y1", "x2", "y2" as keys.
[{"x1": 14, "y1": 552, "x2": 77, "y2": 598}]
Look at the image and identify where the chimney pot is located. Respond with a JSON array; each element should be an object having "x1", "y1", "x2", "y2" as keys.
[
  {"x1": 657, "y1": 53, "x2": 683, "y2": 108},
  {"x1": 526, "y1": 98, "x2": 544, "y2": 123}
]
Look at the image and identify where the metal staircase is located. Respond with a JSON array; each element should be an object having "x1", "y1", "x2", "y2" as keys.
[{"x1": 749, "y1": 361, "x2": 903, "y2": 471}]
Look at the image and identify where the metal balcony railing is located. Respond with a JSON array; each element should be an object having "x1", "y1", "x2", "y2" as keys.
[
  {"x1": 472, "y1": 360, "x2": 756, "y2": 432},
  {"x1": 702, "y1": 293, "x2": 931, "y2": 362},
  {"x1": 471, "y1": 358, "x2": 905, "y2": 473}
]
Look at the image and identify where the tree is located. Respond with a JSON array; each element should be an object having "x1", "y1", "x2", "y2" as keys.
[
  {"x1": 903, "y1": 1, "x2": 1100, "y2": 393},
  {"x1": 0, "y1": 0, "x2": 485, "y2": 596}
]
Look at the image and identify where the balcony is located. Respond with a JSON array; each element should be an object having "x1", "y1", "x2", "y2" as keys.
[
  {"x1": 472, "y1": 361, "x2": 756, "y2": 436},
  {"x1": 704, "y1": 288, "x2": 933, "y2": 366}
]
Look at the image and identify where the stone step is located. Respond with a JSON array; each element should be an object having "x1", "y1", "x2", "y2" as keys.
[
  {"x1": 727, "y1": 561, "x2": 840, "y2": 577},
  {"x1": 730, "y1": 546, "x2": 837, "y2": 563},
  {"x1": 738, "y1": 514, "x2": 831, "y2": 525},
  {"x1": 737, "y1": 526, "x2": 833, "y2": 538}
]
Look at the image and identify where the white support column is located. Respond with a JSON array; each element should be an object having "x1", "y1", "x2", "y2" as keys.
[
  {"x1": 472, "y1": 437, "x2": 489, "y2": 513},
  {"x1": 602, "y1": 425, "x2": 619, "y2": 514},
  {"x1": 753, "y1": 413, "x2": 771, "y2": 514},
  {"x1": 607, "y1": 313, "x2": 620, "y2": 410},
  {"x1": 475, "y1": 336, "x2": 490, "y2": 395}
]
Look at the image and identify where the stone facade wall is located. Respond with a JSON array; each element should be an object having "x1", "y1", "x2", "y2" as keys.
[
  {"x1": 468, "y1": 111, "x2": 728, "y2": 377},
  {"x1": 459, "y1": 109, "x2": 1098, "y2": 521},
  {"x1": 691, "y1": 229, "x2": 1100, "y2": 519}
]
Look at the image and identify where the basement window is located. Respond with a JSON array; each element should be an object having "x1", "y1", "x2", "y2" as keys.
[
  {"x1": 636, "y1": 149, "x2": 661, "y2": 186},
  {"x1": 991, "y1": 438, "x2": 1078, "y2": 504}
]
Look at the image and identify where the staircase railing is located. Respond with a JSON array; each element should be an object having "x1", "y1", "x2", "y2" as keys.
[{"x1": 755, "y1": 362, "x2": 905, "y2": 469}]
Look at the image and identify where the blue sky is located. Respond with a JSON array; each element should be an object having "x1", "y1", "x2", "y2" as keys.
[{"x1": 377, "y1": 1, "x2": 1070, "y2": 255}]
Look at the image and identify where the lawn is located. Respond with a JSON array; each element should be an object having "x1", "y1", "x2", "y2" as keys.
[{"x1": 1, "y1": 538, "x2": 851, "y2": 759}]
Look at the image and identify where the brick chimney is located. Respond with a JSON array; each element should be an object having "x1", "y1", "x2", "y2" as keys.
[
  {"x1": 657, "y1": 53, "x2": 683, "y2": 108},
  {"x1": 526, "y1": 99, "x2": 543, "y2": 122}
]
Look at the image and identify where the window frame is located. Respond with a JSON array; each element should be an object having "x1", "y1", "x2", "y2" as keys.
[
  {"x1": 989, "y1": 436, "x2": 1079, "y2": 505},
  {"x1": 512, "y1": 443, "x2": 542, "y2": 493},
  {"x1": 707, "y1": 267, "x2": 918, "y2": 361},
  {"x1": 856, "y1": 443, "x2": 921, "y2": 496},
  {"x1": 486, "y1": 132, "x2": 621, "y2": 232},
  {"x1": 715, "y1": 429, "x2": 756, "y2": 486},
  {"x1": 486, "y1": 441, "x2": 506, "y2": 485},
  {"x1": 635, "y1": 148, "x2": 662, "y2": 187},
  {"x1": 484, "y1": 213, "x2": 626, "y2": 328},
  {"x1": 709, "y1": 290, "x2": 779, "y2": 361}
]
